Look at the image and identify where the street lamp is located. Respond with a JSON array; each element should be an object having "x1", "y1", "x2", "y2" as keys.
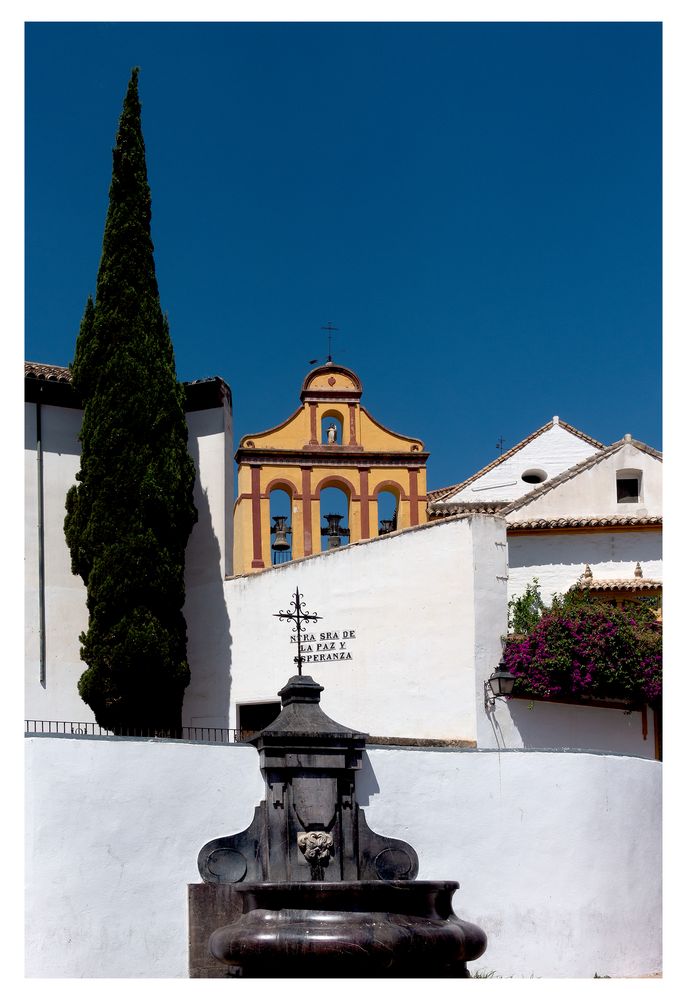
[{"x1": 484, "y1": 660, "x2": 516, "y2": 710}]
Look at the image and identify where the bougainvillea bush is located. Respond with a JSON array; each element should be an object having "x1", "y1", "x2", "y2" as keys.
[{"x1": 503, "y1": 586, "x2": 661, "y2": 705}]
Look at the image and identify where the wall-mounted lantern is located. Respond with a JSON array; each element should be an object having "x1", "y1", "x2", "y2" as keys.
[
  {"x1": 321, "y1": 513, "x2": 350, "y2": 549},
  {"x1": 484, "y1": 660, "x2": 516, "y2": 710}
]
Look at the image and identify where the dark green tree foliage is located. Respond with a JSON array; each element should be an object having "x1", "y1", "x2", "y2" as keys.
[{"x1": 65, "y1": 69, "x2": 197, "y2": 733}]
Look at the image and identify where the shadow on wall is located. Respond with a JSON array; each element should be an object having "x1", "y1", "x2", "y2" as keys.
[
  {"x1": 506, "y1": 699, "x2": 656, "y2": 758},
  {"x1": 355, "y1": 752, "x2": 381, "y2": 807},
  {"x1": 182, "y1": 439, "x2": 232, "y2": 728},
  {"x1": 507, "y1": 533, "x2": 662, "y2": 572}
]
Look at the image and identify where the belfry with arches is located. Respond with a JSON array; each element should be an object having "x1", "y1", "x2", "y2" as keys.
[{"x1": 233, "y1": 360, "x2": 429, "y2": 572}]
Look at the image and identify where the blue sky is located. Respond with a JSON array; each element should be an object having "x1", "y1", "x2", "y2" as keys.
[{"x1": 25, "y1": 21, "x2": 661, "y2": 491}]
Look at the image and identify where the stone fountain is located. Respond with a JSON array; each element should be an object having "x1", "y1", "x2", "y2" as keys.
[
  {"x1": 189, "y1": 592, "x2": 487, "y2": 977},
  {"x1": 190, "y1": 675, "x2": 488, "y2": 976}
]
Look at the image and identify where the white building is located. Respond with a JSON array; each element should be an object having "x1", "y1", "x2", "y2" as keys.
[
  {"x1": 25, "y1": 372, "x2": 660, "y2": 757},
  {"x1": 25, "y1": 362, "x2": 234, "y2": 726},
  {"x1": 428, "y1": 417, "x2": 662, "y2": 605}
]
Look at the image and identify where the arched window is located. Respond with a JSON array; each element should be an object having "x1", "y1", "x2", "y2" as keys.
[
  {"x1": 269, "y1": 488, "x2": 292, "y2": 565},
  {"x1": 377, "y1": 489, "x2": 398, "y2": 535},
  {"x1": 319, "y1": 486, "x2": 349, "y2": 550},
  {"x1": 321, "y1": 412, "x2": 343, "y2": 446}
]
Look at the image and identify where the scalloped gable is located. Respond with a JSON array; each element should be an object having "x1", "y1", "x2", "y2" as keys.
[
  {"x1": 502, "y1": 438, "x2": 662, "y2": 522},
  {"x1": 431, "y1": 419, "x2": 602, "y2": 507}
]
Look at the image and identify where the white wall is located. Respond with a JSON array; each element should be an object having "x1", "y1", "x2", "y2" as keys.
[
  {"x1": 440, "y1": 423, "x2": 599, "y2": 505},
  {"x1": 25, "y1": 734, "x2": 662, "y2": 979},
  {"x1": 507, "y1": 441, "x2": 662, "y2": 521},
  {"x1": 25, "y1": 403, "x2": 91, "y2": 725},
  {"x1": 507, "y1": 529, "x2": 663, "y2": 604},
  {"x1": 25, "y1": 399, "x2": 233, "y2": 728},
  {"x1": 182, "y1": 403, "x2": 234, "y2": 728},
  {"x1": 483, "y1": 694, "x2": 658, "y2": 759},
  {"x1": 216, "y1": 515, "x2": 507, "y2": 742}
]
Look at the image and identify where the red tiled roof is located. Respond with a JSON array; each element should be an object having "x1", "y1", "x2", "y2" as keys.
[
  {"x1": 25, "y1": 362, "x2": 72, "y2": 383},
  {"x1": 580, "y1": 577, "x2": 662, "y2": 591}
]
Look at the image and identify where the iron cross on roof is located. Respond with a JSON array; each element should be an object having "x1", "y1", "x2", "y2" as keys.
[
  {"x1": 273, "y1": 587, "x2": 323, "y2": 675},
  {"x1": 321, "y1": 323, "x2": 338, "y2": 362}
]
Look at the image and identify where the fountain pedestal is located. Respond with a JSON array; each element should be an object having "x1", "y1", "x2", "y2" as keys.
[{"x1": 193, "y1": 673, "x2": 487, "y2": 977}]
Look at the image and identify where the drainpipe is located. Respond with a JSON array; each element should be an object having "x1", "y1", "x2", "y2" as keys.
[{"x1": 36, "y1": 390, "x2": 46, "y2": 686}]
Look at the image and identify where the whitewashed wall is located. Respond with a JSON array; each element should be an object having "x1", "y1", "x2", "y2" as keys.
[
  {"x1": 25, "y1": 403, "x2": 89, "y2": 724},
  {"x1": 25, "y1": 734, "x2": 662, "y2": 979},
  {"x1": 439, "y1": 422, "x2": 599, "y2": 505},
  {"x1": 214, "y1": 515, "x2": 508, "y2": 742},
  {"x1": 507, "y1": 440, "x2": 662, "y2": 521},
  {"x1": 482, "y1": 694, "x2": 658, "y2": 759},
  {"x1": 181, "y1": 405, "x2": 234, "y2": 728},
  {"x1": 507, "y1": 529, "x2": 663, "y2": 605},
  {"x1": 24, "y1": 399, "x2": 233, "y2": 727}
]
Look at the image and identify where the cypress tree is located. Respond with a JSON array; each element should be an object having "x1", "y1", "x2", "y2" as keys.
[{"x1": 65, "y1": 68, "x2": 197, "y2": 734}]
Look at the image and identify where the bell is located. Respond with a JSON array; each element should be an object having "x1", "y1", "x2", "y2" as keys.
[
  {"x1": 321, "y1": 512, "x2": 349, "y2": 548},
  {"x1": 379, "y1": 519, "x2": 395, "y2": 535},
  {"x1": 271, "y1": 515, "x2": 291, "y2": 551}
]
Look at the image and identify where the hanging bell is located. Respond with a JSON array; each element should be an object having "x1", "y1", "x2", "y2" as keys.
[
  {"x1": 271, "y1": 515, "x2": 291, "y2": 551},
  {"x1": 321, "y1": 512, "x2": 349, "y2": 549},
  {"x1": 379, "y1": 519, "x2": 395, "y2": 536}
]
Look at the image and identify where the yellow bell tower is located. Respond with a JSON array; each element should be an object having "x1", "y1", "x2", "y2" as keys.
[{"x1": 233, "y1": 361, "x2": 429, "y2": 573}]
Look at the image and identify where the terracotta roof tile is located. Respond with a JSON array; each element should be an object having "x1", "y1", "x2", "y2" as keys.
[
  {"x1": 428, "y1": 501, "x2": 509, "y2": 518},
  {"x1": 427, "y1": 418, "x2": 604, "y2": 502},
  {"x1": 25, "y1": 361, "x2": 230, "y2": 396},
  {"x1": 25, "y1": 362, "x2": 72, "y2": 383},
  {"x1": 506, "y1": 514, "x2": 662, "y2": 530},
  {"x1": 580, "y1": 577, "x2": 662, "y2": 591}
]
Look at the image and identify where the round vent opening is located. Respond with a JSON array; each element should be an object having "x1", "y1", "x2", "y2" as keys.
[{"x1": 521, "y1": 469, "x2": 547, "y2": 485}]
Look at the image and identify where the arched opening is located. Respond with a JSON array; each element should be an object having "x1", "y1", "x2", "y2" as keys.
[
  {"x1": 319, "y1": 486, "x2": 349, "y2": 551},
  {"x1": 377, "y1": 490, "x2": 399, "y2": 535},
  {"x1": 269, "y1": 488, "x2": 292, "y2": 565},
  {"x1": 321, "y1": 411, "x2": 343, "y2": 446}
]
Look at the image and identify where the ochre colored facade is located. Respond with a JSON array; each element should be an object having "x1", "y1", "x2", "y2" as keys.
[{"x1": 233, "y1": 362, "x2": 429, "y2": 574}]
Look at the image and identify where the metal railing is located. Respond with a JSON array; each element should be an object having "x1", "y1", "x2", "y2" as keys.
[{"x1": 25, "y1": 720, "x2": 246, "y2": 743}]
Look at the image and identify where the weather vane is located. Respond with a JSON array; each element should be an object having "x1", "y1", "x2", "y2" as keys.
[
  {"x1": 309, "y1": 323, "x2": 340, "y2": 366},
  {"x1": 273, "y1": 587, "x2": 323, "y2": 675}
]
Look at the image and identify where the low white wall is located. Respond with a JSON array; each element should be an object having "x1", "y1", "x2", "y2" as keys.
[
  {"x1": 484, "y1": 695, "x2": 658, "y2": 759},
  {"x1": 25, "y1": 735, "x2": 661, "y2": 979},
  {"x1": 218, "y1": 514, "x2": 507, "y2": 742}
]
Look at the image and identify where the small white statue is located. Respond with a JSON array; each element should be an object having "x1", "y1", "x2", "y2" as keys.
[{"x1": 327, "y1": 424, "x2": 338, "y2": 444}]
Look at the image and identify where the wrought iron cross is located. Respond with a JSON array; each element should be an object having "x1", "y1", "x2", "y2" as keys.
[
  {"x1": 496, "y1": 435, "x2": 506, "y2": 456},
  {"x1": 273, "y1": 587, "x2": 323, "y2": 675}
]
